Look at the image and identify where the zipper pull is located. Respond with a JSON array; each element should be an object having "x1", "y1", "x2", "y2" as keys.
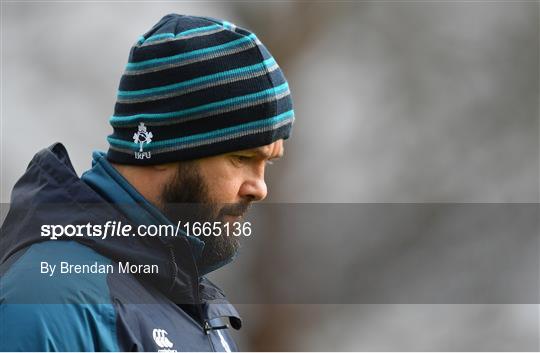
[{"x1": 204, "y1": 321, "x2": 229, "y2": 335}]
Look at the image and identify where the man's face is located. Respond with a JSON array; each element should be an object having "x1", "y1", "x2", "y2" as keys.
[{"x1": 161, "y1": 139, "x2": 284, "y2": 270}]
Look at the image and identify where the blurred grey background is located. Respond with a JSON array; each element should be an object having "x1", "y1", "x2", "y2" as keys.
[{"x1": 1, "y1": 1, "x2": 539, "y2": 351}]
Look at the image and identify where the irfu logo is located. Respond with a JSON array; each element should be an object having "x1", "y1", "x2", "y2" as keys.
[{"x1": 133, "y1": 123, "x2": 153, "y2": 159}]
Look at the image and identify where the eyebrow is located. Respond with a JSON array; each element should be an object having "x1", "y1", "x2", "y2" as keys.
[{"x1": 245, "y1": 148, "x2": 284, "y2": 160}]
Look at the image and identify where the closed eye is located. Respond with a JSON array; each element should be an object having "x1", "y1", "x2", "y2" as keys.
[
  {"x1": 231, "y1": 153, "x2": 280, "y2": 165},
  {"x1": 230, "y1": 155, "x2": 252, "y2": 166},
  {"x1": 236, "y1": 155, "x2": 251, "y2": 162}
]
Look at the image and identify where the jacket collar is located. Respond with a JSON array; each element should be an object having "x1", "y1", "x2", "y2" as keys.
[{"x1": 3, "y1": 144, "x2": 217, "y2": 305}]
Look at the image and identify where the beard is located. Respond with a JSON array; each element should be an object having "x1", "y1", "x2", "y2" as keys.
[{"x1": 161, "y1": 162, "x2": 249, "y2": 272}]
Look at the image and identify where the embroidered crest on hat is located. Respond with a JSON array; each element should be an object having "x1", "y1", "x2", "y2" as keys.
[{"x1": 132, "y1": 123, "x2": 153, "y2": 159}]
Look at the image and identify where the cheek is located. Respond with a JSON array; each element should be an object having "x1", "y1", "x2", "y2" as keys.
[
  {"x1": 207, "y1": 178, "x2": 240, "y2": 203},
  {"x1": 201, "y1": 164, "x2": 243, "y2": 203}
]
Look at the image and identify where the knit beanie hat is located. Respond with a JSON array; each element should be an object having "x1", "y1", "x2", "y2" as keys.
[{"x1": 106, "y1": 14, "x2": 295, "y2": 165}]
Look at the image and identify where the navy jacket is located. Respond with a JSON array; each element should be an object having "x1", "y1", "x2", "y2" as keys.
[{"x1": 0, "y1": 143, "x2": 241, "y2": 351}]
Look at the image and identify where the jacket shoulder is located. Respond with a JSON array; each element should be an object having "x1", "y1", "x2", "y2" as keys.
[
  {"x1": 0, "y1": 241, "x2": 120, "y2": 351},
  {"x1": 1, "y1": 240, "x2": 113, "y2": 304},
  {"x1": 0, "y1": 302, "x2": 119, "y2": 351}
]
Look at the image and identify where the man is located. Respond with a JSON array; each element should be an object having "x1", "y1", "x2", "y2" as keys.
[{"x1": 0, "y1": 14, "x2": 294, "y2": 351}]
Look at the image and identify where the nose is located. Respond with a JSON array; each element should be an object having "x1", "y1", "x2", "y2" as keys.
[{"x1": 239, "y1": 175, "x2": 267, "y2": 202}]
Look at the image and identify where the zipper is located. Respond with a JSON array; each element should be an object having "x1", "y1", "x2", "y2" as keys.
[
  {"x1": 166, "y1": 245, "x2": 179, "y2": 294},
  {"x1": 192, "y1": 260, "x2": 216, "y2": 351},
  {"x1": 166, "y1": 244, "x2": 216, "y2": 351}
]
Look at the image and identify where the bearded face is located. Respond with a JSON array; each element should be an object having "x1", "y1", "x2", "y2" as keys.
[
  {"x1": 159, "y1": 140, "x2": 284, "y2": 272},
  {"x1": 161, "y1": 162, "x2": 248, "y2": 272}
]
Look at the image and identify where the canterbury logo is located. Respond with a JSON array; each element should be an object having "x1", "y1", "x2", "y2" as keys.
[{"x1": 152, "y1": 328, "x2": 176, "y2": 352}]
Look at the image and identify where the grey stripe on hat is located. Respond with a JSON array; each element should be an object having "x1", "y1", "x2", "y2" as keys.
[
  {"x1": 124, "y1": 41, "x2": 257, "y2": 76},
  {"x1": 117, "y1": 62, "x2": 279, "y2": 104}
]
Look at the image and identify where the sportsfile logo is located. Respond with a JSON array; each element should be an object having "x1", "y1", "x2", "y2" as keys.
[
  {"x1": 152, "y1": 328, "x2": 177, "y2": 352},
  {"x1": 133, "y1": 122, "x2": 153, "y2": 159}
]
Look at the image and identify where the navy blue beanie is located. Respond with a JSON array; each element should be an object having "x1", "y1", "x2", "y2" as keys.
[{"x1": 106, "y1": 14, "x2": 294, "y2": 165}]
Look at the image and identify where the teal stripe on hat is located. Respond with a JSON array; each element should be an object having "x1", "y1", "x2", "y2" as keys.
[
  {"x1": 125, "y1": 42, "x2": 255, "y2": 76},
  {"x1": 144, "y1": 33, "x2": 175, "y2": 43},
  {"x1": 221, "y1": 21, "x2": 235, "y2": 30},
  {"x1": 118, "y1": 57, "x2": 277, "y2": 100},
  {"x1": 110, "y1": 82, "x2": 289, "y2": 126},
  {"x1": 108, "y1": 110, "x2": 294, "y2": 152},
  {"x1": 179, "y1": 24, "x2": 222, "y2": 36},
  {"x1": 126, "y1": 33, "x2": 258, "y2": 71}
]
